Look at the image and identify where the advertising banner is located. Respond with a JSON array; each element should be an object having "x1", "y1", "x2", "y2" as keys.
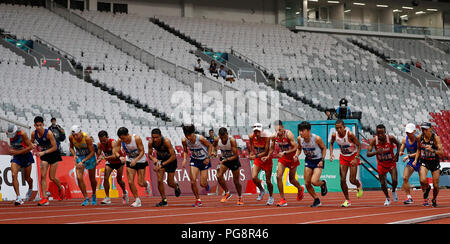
[
  {"x1": 38, "y1": 156, "x2": 151, "y2": 199},
  {"x1": 250, "y1": 156, "x2": 342, "y2": 194},
  {"x1": 0, "y1": 155, "x2": 39, "y2": 201},
  {"x1": 149, "y1": 156, "x2": 253, "y2": 196}
]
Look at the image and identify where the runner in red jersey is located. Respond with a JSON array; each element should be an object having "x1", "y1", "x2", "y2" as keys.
[
  {"x1": 367, "y1": 124, "x2": 400, "y2": 206},
  {"x1": 329, "y1": 120, "x2": 362, "y2": 207},
  {"x1": 96, "y1": 130, "x2": 128, "y2": 205},
  {"x1": 265, "y1": 120, "x2": 304, "y2": 207},
  {"x1": 249, "y1": 123, "x2": 274, "y2": 205}
]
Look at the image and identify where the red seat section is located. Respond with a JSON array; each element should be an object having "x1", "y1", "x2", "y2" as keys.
[{"x1": 430, "y1": 110, "x2": 450, "y2": 160}]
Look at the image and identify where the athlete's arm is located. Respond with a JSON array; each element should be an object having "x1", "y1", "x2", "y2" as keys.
[
  {"x1": 211, "y1": 137, "x2": 219, "y2": 158},
  {"x1": 399, "y1": 137, "x2": 406, "y2": 157},
  {"x1": 285, "y1": 131, "x2": 299, "y2": 155},
  {"x1": 366, "y1": 138, "x2": 377, "y2": 157},
  {"x1": 294, "y1": 136, "x2": 302, "y2": 159},
  {"x1": 248, "y1": 134, "x2": 256, "y2": 160},
  {"x1": 348, "y1": 131, "x2": 361, "y2": 159},
  {"x1": 262, "y1": 135, "x2": 276, "y2": 161},
  {"x1": 399, "y1": 137, "x2": 411, "y2": 162},
  {"x1": 113, "y1": 139, "x2": 121, "y2": 158},
  {"x1": 69, "y1": 135, "x2": 77, "y2": 159},
  {"x1": 43, "y1": 130, "x2": 58, "y2": 155},
  {"x1": 131, "y1": 135, "x2": 145, "y2": 165},
  {"x1": 104, "y1": 141, "x2": 119, "y2": 161},
  {"x1": 199, "y1": 135, "x2": 213, "y2": 158},
  {"x1": 413, "y1": 134, "x2": 422, "y2": 166},
  {"x1": 147, "y1": 139, "x2": 159, "y2": 163},
  {"x1": 316, "y1": 136, "x2": 327, "y2": 163},
  {"x1": 30, "y1": 130, "x2": 36, "y2": 145},
  {"x1": 266, "y1": 135, "x2": 276, "y2": 157},
  {"x1": 433, "y1": 135, "x2": 445, "y2": 158},
  {"x1": 390, "y1": 135, "x2": 401, "y2": 162},
  {"x1": 82, "y1": 136, "x2": 96, "y2": 163},
  {"x1": 182, "y1": 137, "x2": 189, "y2": 167},
  {"x1": 329, "y1": 133, "x2": 336, "y2": 161},
  {"x1": 162, "y1": 138, "x2": 177, "y2": 167},
  {"x1": 260, "y1": 137, "x2": 270, "y2": 158},
  {"x1": 96, "y1": 142, "x2": 103, "y2": 159}
]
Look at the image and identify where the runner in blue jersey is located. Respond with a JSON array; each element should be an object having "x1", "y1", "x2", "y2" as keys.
[
  {"x1": 5, "y1": 124, "x2": 34, "y2": 206},
  {"x1": 181, "y1": 124, "x2": 213, "y2": 207},
  {"x1": 399, "y1": 123, "x2": 419, "y2": 205},
  {"x1": 30, "y1": 116, "x2": 64, "y2": 206}
]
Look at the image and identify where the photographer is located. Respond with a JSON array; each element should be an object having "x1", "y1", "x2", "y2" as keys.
[
  {"x1": 336, "y1": 98, "x2": 352, "y2": 120},
  {"x1": 48, "y1": 118, "x2": 66, "y2": 154}
]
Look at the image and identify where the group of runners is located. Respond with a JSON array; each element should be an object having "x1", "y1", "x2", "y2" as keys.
[{"x1": 4, "y1": 116, "x2": 444, "y2": 208}]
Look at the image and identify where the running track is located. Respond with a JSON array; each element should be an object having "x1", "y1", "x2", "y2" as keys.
[{"x1": 1, "y1": 190, "x2": 449, "y2": 224}]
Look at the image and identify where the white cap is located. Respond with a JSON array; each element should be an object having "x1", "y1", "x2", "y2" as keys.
[
  {"x1": 252, "y1": 123, "x2": 263, "y2": 132},
  {"x1": 6, "y1": 124, "x2": 18, "y2": 138},
  {"x1": 405, "y1": 123, "x2": 416, "y2": 133},
  {"x1": 70, "y1": 125, "x2": 81, "y2": 134}
]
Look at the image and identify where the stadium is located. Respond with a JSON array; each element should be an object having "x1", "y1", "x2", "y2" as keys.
[{"x1": 0, "y1": 0, "x2": 450, "y2": 226}]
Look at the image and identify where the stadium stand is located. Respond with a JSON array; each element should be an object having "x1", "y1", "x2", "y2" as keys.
[{"x1": 0, "y1": 3, "x2": 449, "y2": 157}]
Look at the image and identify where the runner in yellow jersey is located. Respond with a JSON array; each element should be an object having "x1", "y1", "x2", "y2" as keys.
[{"x1": 69, "y1": 125, "x2": 97, "y2": 206}]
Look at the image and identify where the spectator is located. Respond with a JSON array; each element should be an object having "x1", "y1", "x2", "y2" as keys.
[
  {"x1": 209, "y1": 60, "x2": 218, "y2": 78},
  {"x1": 225, "y1": 69, "x2": 235, "y2": 83},
  {"x1": 325, "y1": 109, "x2": 336, "y2": 120},
  {"x1": 336, "y1": 98, "x2": 352, "y2": 119},
  {"x1": 194, "y1": 58, "x2": 205, "y2": 75},
  {"x1": 415, "y1": 61, "x2": 422, "y2": 69},
  {"x1": 48, "y1": 118, "x2": 66, "y2": 154},
  {"x1": 218, "y1": 65, "x2": 227, "y2": 79},
  {"x1": 207, "y1": 129, "x2": 216, "y2": 144}
]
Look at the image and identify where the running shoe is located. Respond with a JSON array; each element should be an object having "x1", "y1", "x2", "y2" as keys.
[
  {"x1": 81, "y1": 198, "x2": 90, "y2": 206},
  {"x1": 237, "y1": 197, "x2": 244, "y2": 206},
  {"x1": 341, "y1": 200, "x2": 351, "y2": 208},
  {"x1": 431, "y1": 199, "x2": 437, "y2": 208},
  {"x1": 192, "y1": 199, "x2": 202, "y2": 207},
  {"x1": 38, "y1": 198, "x2": 49, "y2": 206},
  {"x1": 91, "y1": 195, "x2": 97, "y2": 205},
  {"x1": 321, "y1": 180, "x2": 328, "y2": 196},
  {"x1": 423, "y1": 198, "x2": 430, "y2": 207},
  {"x1": 403, "y1": 198, "x2": 414, "y2": 205},
  {"x1": 276, "y1": 198, "x2": 288, "y2": 207},
  {"x1": 205, "y1": 184, "x2": 210, "y2": 192},
  {"x1": 297, "y1": 186, "x2": 305, "y2": 201},
  {"x1": 356, "y1": 180, "x2": 363, "y2": 198},
  {"x1": 384, "y1": 198, "x2": 391, "y2": 206},
  {"x1": 174, "y1": 183, "x2": 181, "y2": 197},
  {"x1": 101, "y1": 197, "x2": 111, "y2": 205},
  {"x1": 14, "y1": 198, "x2": 24, "y2": 206},
  {"x1": 155, "y1": 199, "x2": 168, "y2": 207},
  {"x1": 266, "y1": 196, "x2": 274, "y2": 206},
  {"x1": 256, "y1": 189, "x2": 266, "y2": 201},
  {"x1": 131, "y1": 198, "x2": 142, "y2": 207},
  {"x1": 220, "y1": 192, "x2": 232, "y2": 203},
  {"x1": 310, "y1": 198, "x2": 321, "y2": 208},
  {"x1": 123, "y1": 190, "x2": 129, "y2": 205}
]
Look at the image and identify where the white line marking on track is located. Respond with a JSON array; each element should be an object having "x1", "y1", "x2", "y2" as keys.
[
  {"x1": 387, "y1": 213, "x2": 450, "y2": 224},
  {"x1": 298, "y1": 207, "x2": 450, "y2": 224}
]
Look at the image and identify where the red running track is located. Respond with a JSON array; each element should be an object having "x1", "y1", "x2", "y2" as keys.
[{"x1": 0, "y1": 189, "x2": 449, "y2": 224}]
